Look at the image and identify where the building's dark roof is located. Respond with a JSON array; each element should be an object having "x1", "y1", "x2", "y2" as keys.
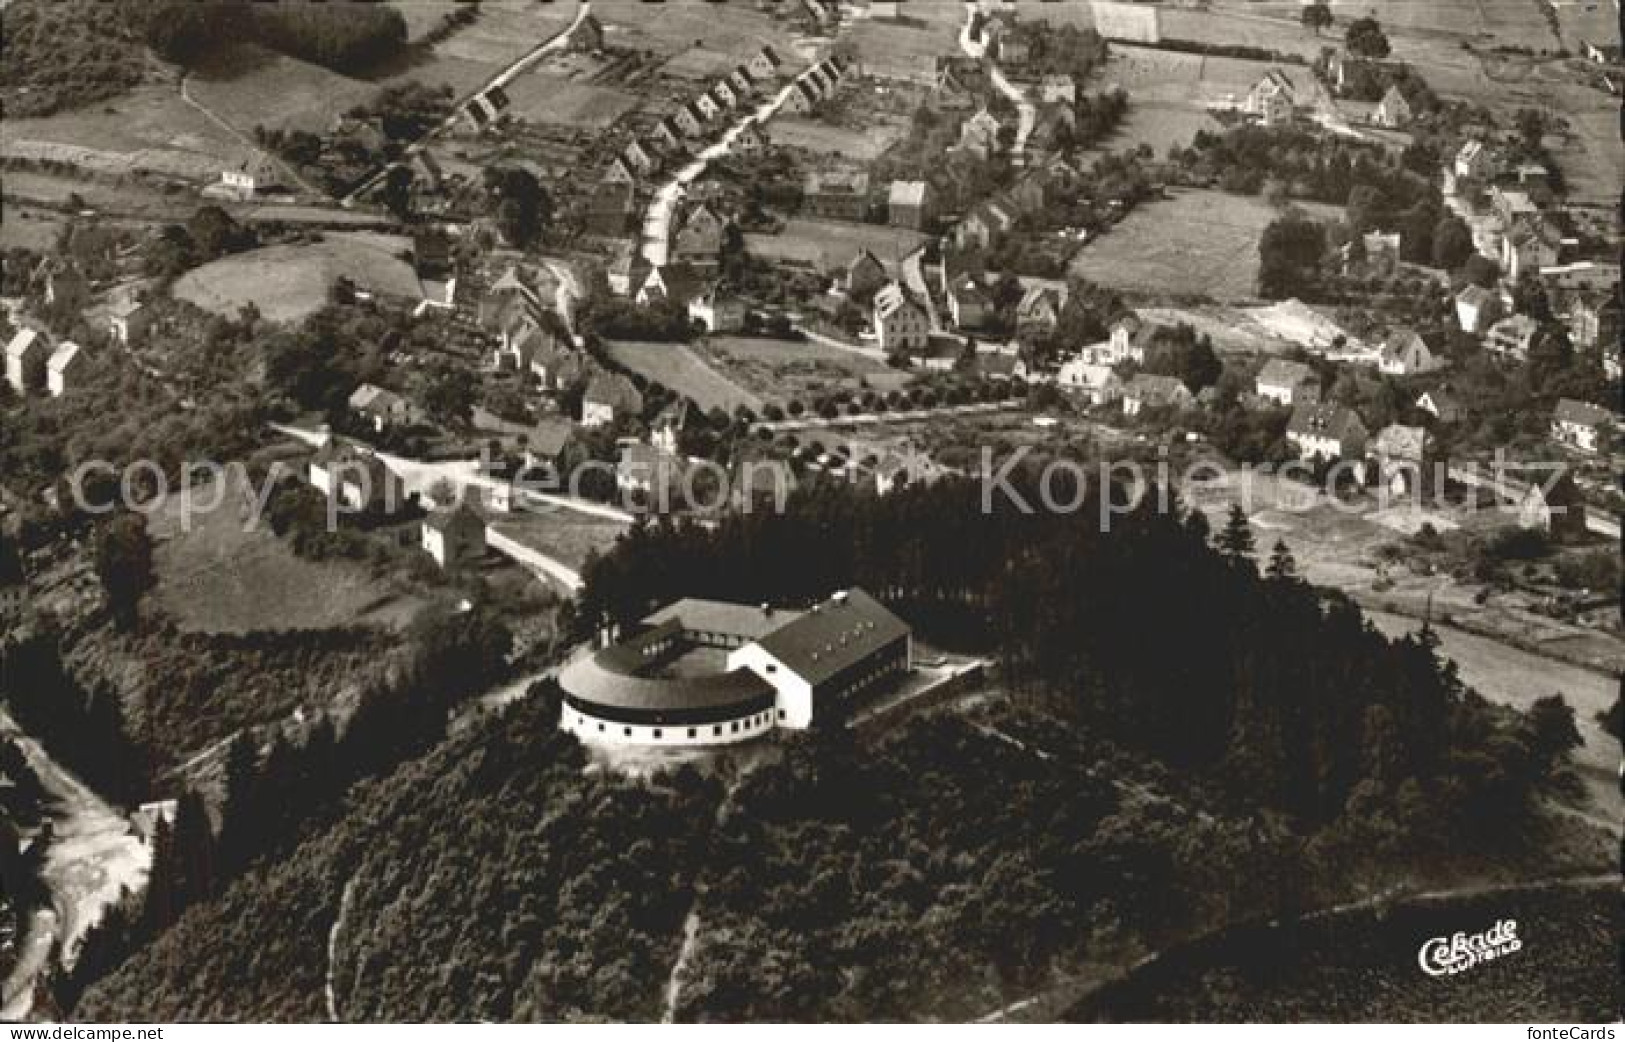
[
  {"x1": 561, "y1": 635, "x2": 777, "y2": 715},
  {"x1": 643, "y1": 599, "x2": 804, "y2": 641},
  {"x1": 529, "y1": 417, "x2": 575, "y2": 457},
  {"x1": 1258, "y1": 358, "x2": 1316, "y2": 388},
  {"x1": 1288, "y1": 402, "x2": 1366, "y2": 440},
  {"x1": 752, "y1": 588, "x2": 909, "y2": 688},
  {"x1": 1553, "y1": 397, "x2": 1612, "y2": 427}
]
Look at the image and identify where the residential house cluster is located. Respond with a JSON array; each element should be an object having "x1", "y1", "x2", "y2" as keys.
[{"x1": 604, "y1": 45, "x2": 785, "y2": 184}]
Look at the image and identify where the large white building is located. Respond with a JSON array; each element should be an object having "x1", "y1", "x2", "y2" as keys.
[{"x1": 559, "y1": 589, "x2": 911, "y2": 746}]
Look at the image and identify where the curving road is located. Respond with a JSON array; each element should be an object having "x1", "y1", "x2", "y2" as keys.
[{"x1": 959, "y1": 2, "x2": 1035, "y2": 161}]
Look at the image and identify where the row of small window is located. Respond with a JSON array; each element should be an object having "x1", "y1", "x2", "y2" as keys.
[
  {"x1": 575, "y1": 708, "x2": 786, "y2": 741},
  {"x1": 833, "y1": 655, "x2": 905, "y2": 700}
]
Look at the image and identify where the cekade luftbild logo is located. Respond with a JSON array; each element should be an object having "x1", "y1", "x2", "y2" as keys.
[{"x1": 1417, "y1": 919, "x2": 1522, "y2": 977}]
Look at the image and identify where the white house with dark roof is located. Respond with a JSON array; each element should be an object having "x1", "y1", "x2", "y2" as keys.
[
  {"x1": 421, "y1": 501, "x2": 486, "y2": 568},
  {"x1": 1551, "y1": 398, "x2": 1613, "y2": 452},
  {"x1": 46, "y1": 341, "x2": 87, "y2": 397},
  {"x1": 1255, "y1": 358, "x2": 1321, "y2": 407},
  {"x1": 1377, "y1": 329, "x2": 1445, "y2": 376},
  {"x1": 873, "y1": 282, "x2": 930, "y2": 353},
  {"x1": 4, "y1": 328, "x2": 46, "y2": 394}
]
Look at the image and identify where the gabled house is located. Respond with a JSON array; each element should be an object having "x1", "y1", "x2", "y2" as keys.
[
  {"x1": 1377, "y1": 329, "x2": 1445, "y2": 376},
  {"x1": 954, "y1": 201, "x2": 1014, "y2": 251},
  {"x1": 622, "y1": 139, "x2": 656, "y2": 176},
  {"x1": 1122, "y1": 374, "x2": 1193, "y2": 416},
  {"x1": 1518, "y1": 471, "x2": 1586, "y2": 540},
  {"x1": 1015, "y1": 285, "x2": 1064, "y2": 335},
  {"x1": 692, "y1": 91, "x2": 722, "y2": 121},
  {"x1": 729, "y1": 66, "x2": 755, "y2": 96},
  {"x1": 958, "y1": 107, "x2": 1002, "y2": 159},
  {"x1": 735, "y1": 119, "x2": 770, "y2": 154},
  {"x1": 1369, "y1": 424, "x2": 1429, "y2": 497},
  {"x1": 887, "y1": 180, "x2": 933, "y2": 231},
  {"x1": 946, "y1": 274, "x2": 990, "y2": 330},
  {"x1": 603, "y1": 156, "x2": 636, "y2": 184},
  {"x1": 636, "y1": 262, "x2": 703, "y2": 308},
  {"x1": 803, "y1": 167, "x2": 870, "y2": 221},
  {"x1": 1245, "y1": 69, "x2": 1296, "y2": 125},
  {"x1": 570, "y1": 12, "x2": 605, "y2": 51},
  {"x1": 1255, "y1": 358, "x2": 1321, "y2": 407},
  {"x1": 1287, "y1": 403, "x2": 1369, "y2": 461},
  {"x1": 711, "y1": 79, "x2": 740, "y2": 111},
  {"x1": 422, "y1": 501, "x2": 486, "y2": 568},
  {"x1": 4, "y1": 328, "x2": 47, "y2": 394},
  {"x1": 872, "y1": 282, "x2": 930, "y2": 353},
  {"x1": 844, "y1": 249, "x2": 889, "y2": 299},
  {"x1": 783, "y1": 79, "x2": 820, "y2": 114},
  {"x1": 673, "y1": 103, "x2": 704, "y2": 138},
  {"x1": 1454, "y1": 139, "x2": 1493, "y2": 182},
  {"x1": 748, "y1": 46, "x2": 783, "y2": 81},
  {"x1": 1484, "y1": 314, "x2": 1540, "y2": 360},
  {"x1": 1556, "y1": 288, "x2": 1621, "y2": 351},
  {"x1": 606, "y1": 246, "x2": 652, "y2": 298},
  {"x1": 106, "y1": 295, "x2": 148, "y2": 346},
  {"x1": 650, "y1": 117, "x2": 682, "y2": 152},
  {"x1": 1373, "y1": 84, "x2": 1412, "y2": 128},
  {"x1": 1038, "y1": 74, "x2": 1077, "y2": 104},
  {"x1": 616, "y1": 441, "x2": 687, "y2": 501},
  {"x1": 582, "y1": 372, "x2": 644, "y2": 428},
  {"x1": 673, "y1": 203, "x2": 726, "y2": 265},
  {"x1": 650, "y1": 401, "x2": 688, "y2": 455},
  {"x1": 310, "y1": 444, "x2": 406, "y2": 515},
  {"x1": 1057, "y1": 357, "x2": 1123, "y2": 405},
  {"x1": 348, "y1": 384, "x2": 420, "y2": 432},
  {"x1": 1551, "y1": 398, "x2": 1613, "y2": 453},
  {"x1": 1454, "y1": 284, "x2": 1502, "y2": 335},
  {"x1": 45, "y1": 341, "x2": 87, "y2": 397},
  {"x1": 1500, "y1": 217, "x2": 1562, "y2": 281},
  {"x1": 524, "y1": 416, "x2": 575, "y2": 473},
  {"x1": 688, "y1": 285, "x2": 746, "y2": 333},
  {"x1": 1415, "y1": 388, "x2": 1463, "y2": 425},
  {"x1": 1106, "y1": 315, "x2": 1151, "y2": 364}
]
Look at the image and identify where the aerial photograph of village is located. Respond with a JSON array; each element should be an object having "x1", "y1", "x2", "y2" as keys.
[{"x1": 0, "y1": 0, "x2": 1618, "y2": 1026}]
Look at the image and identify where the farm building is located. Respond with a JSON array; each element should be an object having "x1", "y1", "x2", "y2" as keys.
[
  {"x1": 559, "y1": 588, "x2": 911, "y2": 746},
  {"x1": 1373, "y1": 84, "x2": 1412, "y2": 128}
]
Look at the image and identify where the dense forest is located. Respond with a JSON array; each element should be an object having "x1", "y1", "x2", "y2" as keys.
[
  {"x1": 50, "y1": 478, "x2": 1599, "y2": 1022},
  {"x1": 574, "y1": 477, "x2": 1581, "y2": 841},
  {"x1": 135, "y1": 0, "x2": 408, "y2": 75}
]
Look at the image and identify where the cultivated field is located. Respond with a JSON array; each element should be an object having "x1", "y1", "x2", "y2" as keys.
[
  {"x1": 147, "y1": 470, "x2": 422, "y2": 635},
  {"x1": 593, "y1": 0, "x2": 804, "y2": 67},
  {"x1": 499, "y1": 74, "x2": 641, "y2": 128},
  {"x1": 604, "y1": 340, "x2": 765, "y2": 413},
  {"x1": 488, "y1": 508, "x2": 628, "y2": 572},
  {"x1": 1067, "y1": 189, "x2": 1322, "y2": 301},
  {"x1": 1324, "y1": 0, "x2": 1561, "y2": 49},
  {"x1": 188, "y1": 45, "x2": 378, "y2": 136},
  {"x1": 3, "y1": 86, "x2": 247, "y2": 183},
  {"x1": 746, "y1": 217, "x2": 928, "y2": 272},
  {"x1": 173, "y1": 233, "x2": 424, "y2": 324},
  {"x1": 695, "y1": 335, "x2": 894, "y2": 402},
  {"x1": 772, "y1": 118, "x2": 905, "y2": 161}
]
